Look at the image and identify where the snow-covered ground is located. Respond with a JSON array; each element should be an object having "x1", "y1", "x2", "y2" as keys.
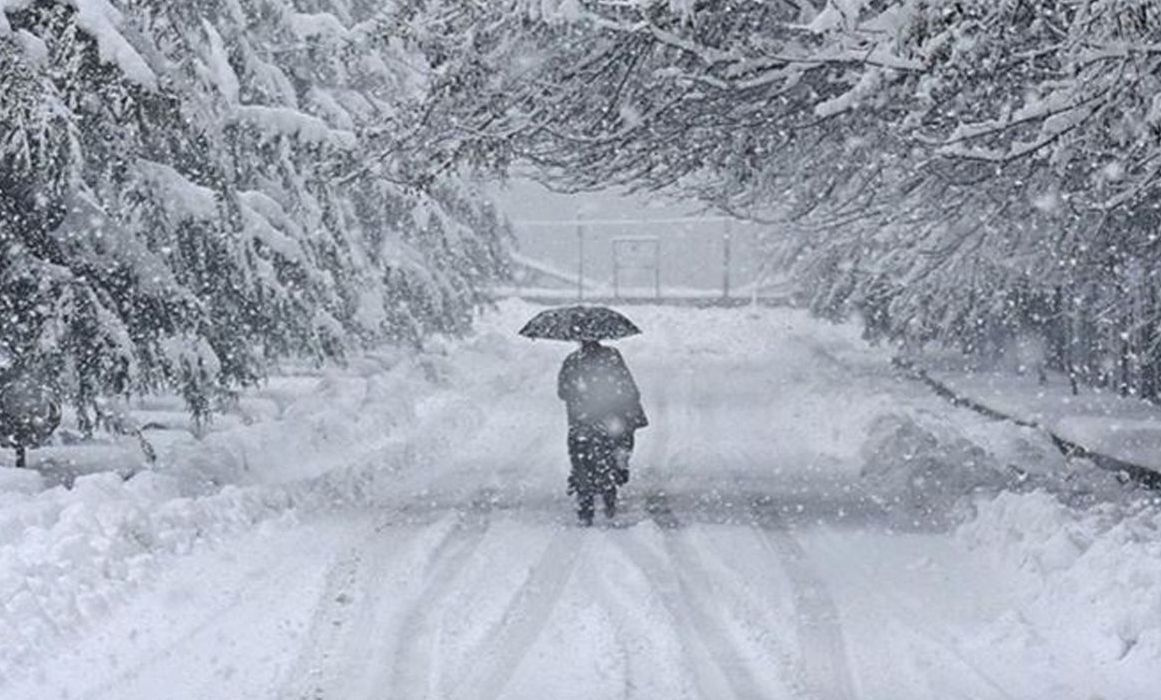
[
  {"x1": 1, "y1": 301, "x2": 1158, "y2": 699},
  {"x1": 924, "y1": 359, "x2": 1161, "y2": 475}
]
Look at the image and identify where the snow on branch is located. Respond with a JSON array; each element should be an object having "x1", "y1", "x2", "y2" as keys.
[
  {"x1": 200, "y1": 20, "x2": 239, "y2": 104},
  {"x1": 66, "y1": 0, "x2": 157, "y2": 88},
  {"x1": 237, "y1": 191, "x2": 309, "y2": 265},
  {"x1": 289, "y1": 12, "x2": 350, "y2": 41},
  {"x1": 0, "y1": 0, "x2": 29, "y2": 36},
  {"x1": 135, "y1": 160, "x2": 218, "y2": 223},
  {"x1": 2, "y1": 0, "x2": 156, "y2": 86},
  {"x1": 232, "y1": 105, "x2": 357, "y2": 150},
  {"x1": 814, "y1": 67, "x2": 883, "y2": 117}
]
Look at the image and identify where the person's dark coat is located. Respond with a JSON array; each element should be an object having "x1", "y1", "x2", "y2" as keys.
[
  {"x1": 558, "y1": 342, "x2": 646, "y2": 501},
  {"x1": 557, "y1": 342, "x2": 647, "y2": 436}
]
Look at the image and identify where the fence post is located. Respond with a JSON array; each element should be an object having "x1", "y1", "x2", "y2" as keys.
[
  {"x1": 722, "y1": 218, "x2": 732, "y2": 300},
  {"x1": 576, "y1": 212, "x2": 585, "y2": 301}
]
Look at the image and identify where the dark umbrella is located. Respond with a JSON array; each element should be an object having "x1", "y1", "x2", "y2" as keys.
[{"x1": 519, "y1": 305, "x2": 641, "y2": 341}]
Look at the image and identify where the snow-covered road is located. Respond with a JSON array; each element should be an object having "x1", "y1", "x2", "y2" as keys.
[{"x1": 5, "y1": 303, "x2": 1158, "y2": 700}]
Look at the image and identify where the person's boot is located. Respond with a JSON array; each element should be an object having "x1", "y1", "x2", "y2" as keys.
[
  {"x1": 602, "y1": 489, "x2": 617, "y2": 519},
  {"x1": 577, "y1": 494, "x2": 594, "y2": 526},
  {"x1": 613, "y1": 448, "x2": 630, "y2": 485}
]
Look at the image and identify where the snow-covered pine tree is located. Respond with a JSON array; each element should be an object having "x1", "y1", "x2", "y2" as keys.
[
  {"x1": 1, "y1": 0, "x2": 509, "y2": 428},
  {"x1": 1, "y1": 0, "x2": 205, "y2": 429}
]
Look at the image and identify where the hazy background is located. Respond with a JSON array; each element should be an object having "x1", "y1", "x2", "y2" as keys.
[{"x1": 491, "y1": 179, "x2": 769, "y2": 294}]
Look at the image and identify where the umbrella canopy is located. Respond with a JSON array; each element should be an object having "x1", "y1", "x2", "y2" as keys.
[{"x1": 519, "y1": 305, "x2": 641, "y2": 341}]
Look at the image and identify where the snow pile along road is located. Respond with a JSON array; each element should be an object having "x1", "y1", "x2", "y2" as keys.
[
  {"x1": 0, "y1": 472, "x2": 300, "y2": 681},
  {"x1": 0, "y1": 346, "x2": 493, "y2": 686},
  {"x1": 860, "y1": 411, "x2": 1015, "y2": 524},
  {"x1": 958, "y1": 490, "x2": 1161, "y2": 698}
]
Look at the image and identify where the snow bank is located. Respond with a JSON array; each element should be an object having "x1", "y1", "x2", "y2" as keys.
[
  {"x1": 925, "y1": 362, "x2": 1161, "y2": 475},
  {"x1": 0, "y1": 470, "x2": 307, "y2": 682},
  {"x1": 165, "y1": 368, "x2": 415, "y2": 488},
  {"x1": 0, "y1": 338, "x2": 511, "y2": 688},
  {"x1": 958, "y1": 490, "x2": 1161, "y2": 695},
  {"x1": 859, "y1": 411, "x2": 1016, "y2": 524},
  {"x1": 857, "y1": 403, "x2": 1142, "y2": 525},
  {"x1": 856, "y1": 390, "x2": 1161, "y2": 693},
  {"x1": 0, "y1": 469, "x2": 43, "y2": 495}
]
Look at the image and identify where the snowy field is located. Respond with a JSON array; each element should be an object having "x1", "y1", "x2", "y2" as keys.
[{"x1": 1, "y1": 301, "x2": 1159, "y2": 699}]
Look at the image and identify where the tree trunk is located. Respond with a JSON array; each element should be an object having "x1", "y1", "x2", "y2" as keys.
[
  {"x1": 1141, "y1": 283, "x2": 1159, "y2": 402},
  {"x1": 15, "y1": 445, "x2": 26, "y2": 469},
  {"x1": 1063, "y1": 287, "x2": 1079, "y2": 395},
  {"x1": 1120, "y1": 314, "x2": 1132, "y2": 397},
  {"x1": 1047, "y1": 286, "x2": 1066, "y2": 373}
]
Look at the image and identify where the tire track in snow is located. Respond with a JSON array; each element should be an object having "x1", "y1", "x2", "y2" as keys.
[
  {"x1": 613, "y1": 527, "x2": 735, "y2": 698},
  {"x1": 283, "y1": 526, "x2": 377, "y2": 700},
  {"x1": 749, "y1": 496, "x2": 858, "y2": 700},
  {"x1": 386, "y1": 491, "x2": 497, "y2": 700},
  {"x1": 448, "y1": 526, "x2": 584, "y2": 700},
  {"x1": 692, "y1": 360, "x2": 822, "y2": 698},
  {"x1": 625, "y1": 366, "x2": 782, "y2": 698},
  {"x1": 282, "y1": 509, "x2": 451, "y2": 700},
  {"x1": 696, "y1": 333, "x2": 857, "y2": 700},
  {"x1": 577, "y1": 554, "x2": 643, "y2": 700},
  {"x1": 282, "y1": 491, "x2": 495, "y2": 700},
  {"x1": 615, "y1": 492, "x2": 786, "y2": 700}
]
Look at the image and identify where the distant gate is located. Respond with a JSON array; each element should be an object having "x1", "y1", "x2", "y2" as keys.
[
  {"x1": 500, "y1": 215, "x2": 795, "y2": 307},
  {"x1": 612, "y1": 236, "x2": 660, "y2": 299}
]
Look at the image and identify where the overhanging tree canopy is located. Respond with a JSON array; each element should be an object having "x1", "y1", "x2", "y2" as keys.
[{"x1": 385, "y1": 0, "x2": 1161, "y2": 396}]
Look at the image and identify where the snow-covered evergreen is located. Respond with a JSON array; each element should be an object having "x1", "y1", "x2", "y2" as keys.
[{"x1": 0, "y1": 0, "x2": 510, "y2": 420}]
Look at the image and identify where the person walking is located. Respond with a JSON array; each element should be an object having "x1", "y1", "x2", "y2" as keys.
[
  {"x1": 558, "y1": 339, "x2": 647, "y2": 525},
  {"x1": 518, "y1": 305, "x2": 647, "y2": 526}
]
